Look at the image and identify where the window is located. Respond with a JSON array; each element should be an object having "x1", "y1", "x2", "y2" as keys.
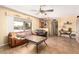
[
  {"x1": 24, "y1": 22, "x2": 31, "y2": 29},
  {"x1": 14, "y1": 21, "x2": 24, "y2": 30},
  {"x1": 14, "y1": 18, "x2": 31, "y2": 31}
]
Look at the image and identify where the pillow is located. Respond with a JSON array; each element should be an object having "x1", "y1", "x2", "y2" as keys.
[
  {"x1": 16, "y1": 32, "x2": 25, "y2": 38},
  {"x1": 16, "y1": 34, "x2": 25, "y2": 38},
  {"x1": 17, "y1": 32, "x2": 25, "y2": 36}
]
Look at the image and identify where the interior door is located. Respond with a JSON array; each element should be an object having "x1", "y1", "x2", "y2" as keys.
[{"x1": 52, "y1": 19, "x2": 58, "y2": 36}]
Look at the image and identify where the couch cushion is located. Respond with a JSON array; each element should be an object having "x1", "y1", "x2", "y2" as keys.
[
  {"x1": 15, "y1": 32, "x2": 25, "y2": 40},
  {"x1": 17, "y1": 31, "x2": 25, "y2": 35},
  {"x1": 25, "y1": 30, "x2": 32, "y2": 35}
]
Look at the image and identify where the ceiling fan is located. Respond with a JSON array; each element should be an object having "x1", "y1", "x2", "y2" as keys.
[{"x1": 31, "y1": 5, "x2": 54, "y2": 15}]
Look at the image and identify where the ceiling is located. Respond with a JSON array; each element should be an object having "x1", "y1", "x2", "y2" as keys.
[{"x1": 4, "y1": 5, "x2": 79, "y2": 18}]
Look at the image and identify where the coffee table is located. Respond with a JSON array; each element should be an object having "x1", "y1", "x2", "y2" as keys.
[{"x1": 25, "y1": 35, "x2": 47, "y2": 53}]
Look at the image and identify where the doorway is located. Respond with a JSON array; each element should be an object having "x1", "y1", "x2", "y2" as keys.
[
  {"x1": 52, "y1": 19, "x2": 58, "y2": 36},
  {"x1": 76, "y1": 16, "x2": 79, "y2": 42}
]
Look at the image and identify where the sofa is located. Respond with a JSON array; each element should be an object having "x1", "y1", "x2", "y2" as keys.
[
  {"x1": 35, "y1": 29, "x2": 47, "y2": 37},
  {"x1": 8, "y1": 31, "x2": 31, "y2": 48}
]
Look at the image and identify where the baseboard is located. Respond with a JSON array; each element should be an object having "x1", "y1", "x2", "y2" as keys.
[{"x1": 0, "y1": 43, "x2": 8, "y2": 47}]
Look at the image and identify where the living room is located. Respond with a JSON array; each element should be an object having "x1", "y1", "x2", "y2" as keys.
[{"x1": 0, "y1": 5, "x2": 79, "y2": 54}]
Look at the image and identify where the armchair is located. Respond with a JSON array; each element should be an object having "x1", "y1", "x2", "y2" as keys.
[
  {"x1": 59, "y1": 28, "x2": 72, "y2": 38},
  {"x1": 8, "y1": 32, "x2": 26, "y2": 48}
]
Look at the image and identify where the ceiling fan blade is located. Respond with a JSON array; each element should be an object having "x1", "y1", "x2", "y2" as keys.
[{"x1": 44, "y1": 9, "x2": 54, "y2": 12}]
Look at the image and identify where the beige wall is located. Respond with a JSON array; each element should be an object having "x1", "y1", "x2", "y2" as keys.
[
  {"x1": 57, "y1": 16, "x2": 76, "y2": 35},
  {"x1": 0, "y1": 7, "x2": 39, "y2": 46},
  {"x1": 0, "y1": 6, "x2": 77, "y2": 46}
]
